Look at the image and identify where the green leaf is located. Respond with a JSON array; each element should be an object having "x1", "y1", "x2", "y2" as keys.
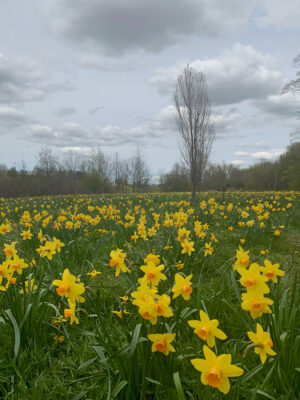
[
  {"x1": 93, "y1": 346, "x2": 111, "y2": 400},
  {"x1": 78, "y1": 357, "x2": 97, "y2": 371},
  {"x1": 112, "y1": 380, "x2": 128, "y2": 397},
  {"x1": 255, "y1": 389, "x2": 277, "y2": 400},
  {"x1": 72, "y1": 392, "x2": 88, "y2": 400},
  {"x1": 129, "y1": 323, "x2": 142, "y2": 357},
  {"x1": 173, "y1": 372, "x2": 186, "y2": 400},
  {"x1": 145, "y1": 377, "x2": 162, "y2": 385},
  {"x1": 241, "y1": 364, "x2": 264, "y2": 384},
  {"x1": 19, "y1": 304, "x2": 32, "y2": 330},
  {"x1": 5, "y1": 309, "x2": 20, "y2": 359}
]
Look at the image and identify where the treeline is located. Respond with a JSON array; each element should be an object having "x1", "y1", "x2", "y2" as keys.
[
  {"x1": 0, "y1": 147, "x2": 151, "y2": 197},
  {"x1": 0, "y1": 142, "x2": 299, "y2": 197},
  {"x1": 160, "y1": 141, "x2": 300, "y2": 192}
]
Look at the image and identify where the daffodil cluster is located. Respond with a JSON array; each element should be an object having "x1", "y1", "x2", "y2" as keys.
[
  {"x1": 234, "y1": 246, "x2": 284, "y2": 319},
  {"x1": 0, "y1": 241, "x2": 28, "y2": 291}
]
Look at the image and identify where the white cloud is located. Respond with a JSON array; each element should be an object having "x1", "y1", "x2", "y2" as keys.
[
  {"x1": 234, "y1": 151, "x2": 249, "y2": 156},
  {"x1": 254, "y1": 93, "x2": 300, "y2": 117},
  {"x1": 24, "y1": 105, "x2": 179, "y2": 148},
  {"x1": 237, "y1": 141, "x2": 269, "y2": 149},
  {"x1": 251, "y1": 148, "x2": 284, "y2": 160},
  {"x1": 148, "y1": 44, "x2": 283, "y2": 105},
  {"x1": 229, "y1": 159, "x2": 245, "y2": 166}
]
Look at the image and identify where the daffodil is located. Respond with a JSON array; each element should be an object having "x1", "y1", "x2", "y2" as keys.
[
  {"x1": 109, "y1": 249, "x2": 129, "y2": 276},
  {"x1": 261, "y1": 259, "x2": 284, "y2": 283},
  {"x1": 191, "y1": 345, "x2": 243, "y2": 394},
  {"x1": 241, "y1": 291, "x2": 273, "y2": 319},
  {"x1": 4, "y1": 241, "x2": 17, "y2": 259},
  {"x1": 188, "y1": 310, "x2": 227, "y2": 347},
  {"x1": 172, "y1": 273, "x2": 193, "y2": 300},
  {"x1": 234, "y1": 246, "x2": 250, "y2": 273},
  {"x1": 64, "y1": 303, "x2": 79, "y2": 325},
  {"x1": 181, "y1": 240, "x2": 195, "y2": 256},
  {"x1": 19, "y1": 278, "x2": 37, "y2": 294},
  {"x1": 247, "y1": 323, "x2": 276, "y2": 364},
  {"x1": 239, "y1": 263, "x2": 269, "y2": 294},
  {"x1": 204, "y1": 242, "x2": 214, "y2": 257},
  {"x1": 148, "y1": 333, "x2": 176, "y2": 355},
  {"x1": 53, "y1": 268, "x2": 85, "y2": 304},
  {"x1": 87, "y1": 269, "x2": 101, "y2": 279},
  {"x1": 136, "y1": 294, "x2": 173, "y2": 325},
  {"x1": 139, "y1": 261, "x2": 166, "y2": 286},
  {"x1": 21, "y1": 230, "x2": 33, "y2": 240}
]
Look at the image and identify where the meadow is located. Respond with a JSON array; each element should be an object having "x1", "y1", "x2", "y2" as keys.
[{"x1": 0, "y1": 192, "x2": 299, "y2": 400}]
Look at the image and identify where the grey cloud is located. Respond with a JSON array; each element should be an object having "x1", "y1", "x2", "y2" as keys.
[
  {"x1": 0, "y1": 54, "x2": 74, "y2": 105},
  {"x1": 148, "y1": 44, "x2": 283, "y2": 105},
  {"x1": 78, "y1": 53, "x2": 145, "y2": 71},
  {"x1": 51, "y1": 0, "x2": 255, "y2": 55},
  {"x1": 256, "y1": 0, "x2": 300, "y2": 29},
  {"x1": 88, "y1": 106, "x2": 104, "y2": 115},
  {"x1": 0, "y1": 106, "x2": 31, "y2": 131},
  {"x1": 54, "y1": 107, "x2": 77, "y2": 117},
  {"x1": 253, "y1": 93, "x2": 300, "y2": 117}
]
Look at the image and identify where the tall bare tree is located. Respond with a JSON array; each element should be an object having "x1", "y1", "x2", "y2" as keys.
[
  {"x1": 130, "y1": 146, "x2": 151, "y2": 192},
  {"x1": 173, "y1": 65, "x2": 215, "y2": 204},
  {"x1": 282, "y1": 54, "x2": 300, "y2": 141}
]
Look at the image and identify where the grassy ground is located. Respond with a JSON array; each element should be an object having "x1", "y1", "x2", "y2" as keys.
[{"x1": 0, "y1": 192, "x2": 299, "y2": 399}]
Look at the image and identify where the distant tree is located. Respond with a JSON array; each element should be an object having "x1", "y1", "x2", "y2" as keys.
[
  {"x1": 87, "y1": 148, "x2": 112, "y2": 182},
  {"x1": 112, "y1": 153, "x2": 130, "y2": 192},
  {"x1": 226, "y1": 164, "x2": 246, "y2": 190},
  {"x1": 202, "y1": 164, "x2": 228, "y2": 191},
  {"x1": 62, "y1": 151, "x2": 81, "y2": 175},
  {"x1": 283, "y1": 54, "x2": 300, "y2": 95},
  {"x1": 34, "y1": 147, "x2": 58, "y2": 177},
  {"x1": 278, "y1": 141, "x2": 300, "y2": 190},
  {"x1": 246, "y1": 161, "x2": 280, "y2": 191},
  {"x1": 34, "y1": 147, "x2": 59, "y2": 194},
  {"x1": 130, "y1": 147, "x2": 151, "y2": 192},
  {"x1": 173, "y1": 64, "x2": 215, "y2": 204},
  {"x1": 0, "y1": 164, "x2": 7, "y2": 176},
  {"x1": 159, "y1": 162, "x2": 190, "y2": 192}
]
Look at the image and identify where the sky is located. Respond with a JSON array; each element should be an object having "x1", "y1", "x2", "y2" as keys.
[{"x1": 0, "y1": 0, "x2": 300, "y2": 178}]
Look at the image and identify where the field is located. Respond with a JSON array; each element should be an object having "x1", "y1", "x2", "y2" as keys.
[{"x1": 0, "y1": 192, "x2": 300, "y2": 400}]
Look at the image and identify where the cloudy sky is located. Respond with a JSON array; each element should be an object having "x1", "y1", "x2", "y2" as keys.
[{"x1": 0, "y1": 0, "x2": 300, "y2": 175}]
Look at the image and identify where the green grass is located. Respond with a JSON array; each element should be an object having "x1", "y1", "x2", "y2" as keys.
[{"x1": 0, "y1": 192, "x2": 299, "y2": 399}]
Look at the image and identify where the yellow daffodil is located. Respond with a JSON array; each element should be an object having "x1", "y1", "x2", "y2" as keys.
[
  {"x1": 53, "y1": 268, "x2": 85, "y2": 304},
  {"x1": 139, "y1": 261, "x2": 166, "y2": 286},
  {"x1": 191, "y1": 345, "x2": 243, "y2": 394},
  {"x1": 188, "y1": 310, "x2": 227, "y2": 347},
  {"x1": 181, "y1": 240, "x2": 195, "y2": 256},
  {"x1": 172, "y1": 273, "x2": 193, "y2": 300},
  {"x1": 148, "y1": 333, "x2": 176, "y2": 355},
  {"x1": 234, "y1": 246, "x2": 250, "y2": 273},
  {"x1": 239, "y1": 263, "x2": 269, "y2": 294},
  {"x1": 87, "y1": 269, "x2": 101, "y2": 279},
  {"x1": 247, "y1": 323, "x2": 276, "y2": 364},
  {"x1": 241, "y1": 291, "x2": 273, "y2": 319},
  {"x1": 262, "y1": 259, "x2": 284, "y2": 283}
]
